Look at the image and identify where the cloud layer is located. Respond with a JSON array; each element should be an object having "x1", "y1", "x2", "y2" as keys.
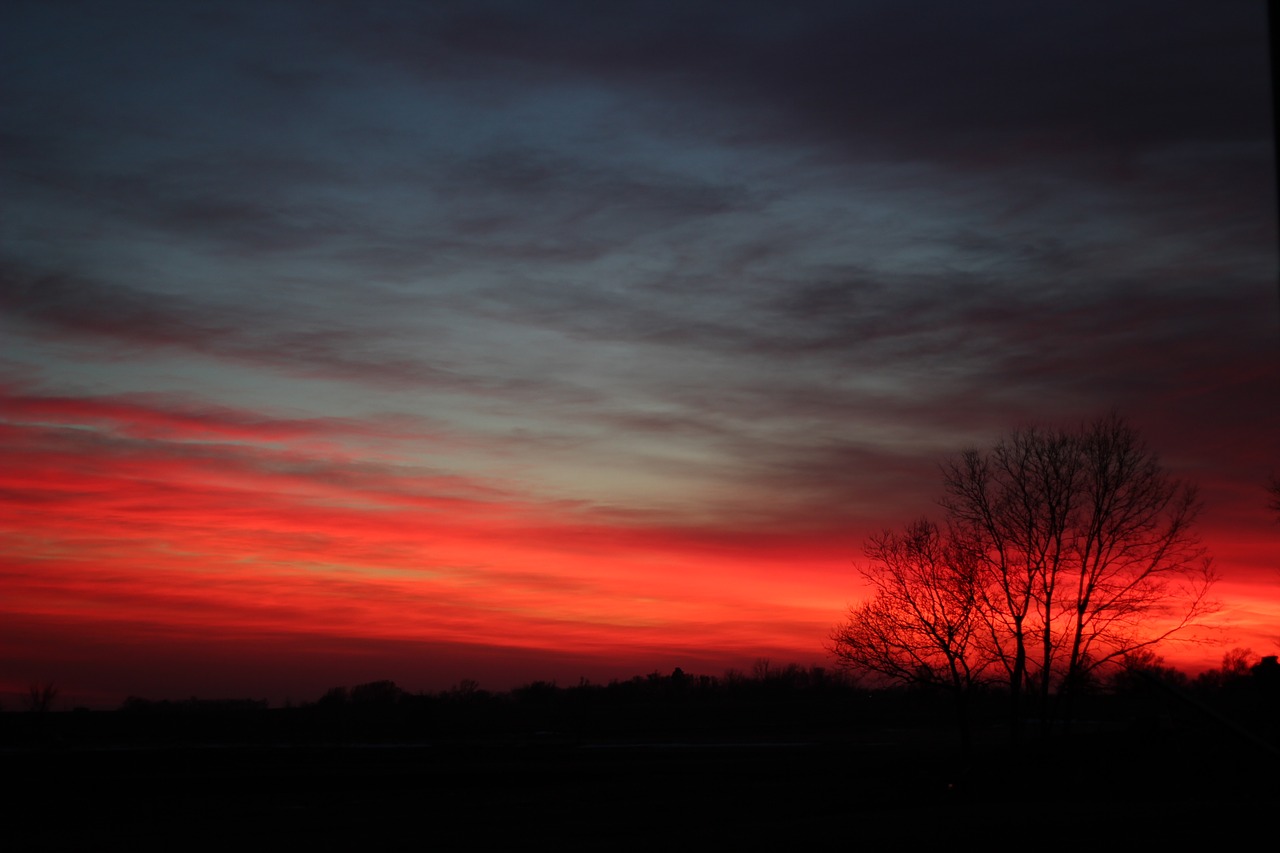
[{"x1": 2, "y1": 1, "x2": 1276, "y2": 704}]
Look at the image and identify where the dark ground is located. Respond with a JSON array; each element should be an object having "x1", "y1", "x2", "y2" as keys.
[
  {"x1": 7, "y1": 722, "x2": 1276, "y2": 848},
  {"x1": 7, "y1": 671, "x2": 1278, "y2": 847}
]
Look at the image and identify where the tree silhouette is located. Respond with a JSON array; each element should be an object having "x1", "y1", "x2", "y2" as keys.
[
  {"x1": 943, "y1": 413, "x2": 1216, "y2": 734},
  {"x1": 833, "y1": 414, "x2": 1217, "y2": 741},
  {"x1": 26, "y1": 681, "x2": 58, "y2": 714},
  {"x1": 830, "y1": 518, "x2": 991, "y2": 750}
]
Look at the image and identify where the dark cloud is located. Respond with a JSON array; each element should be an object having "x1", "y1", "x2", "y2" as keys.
[
  {"x1": 0, "y1": 266, "x2": 596, "y2": 403},
  {"x1": 339, "y1": 1, "x2": 1269, "y2": 168},
  {"x1": 1, "y1": 268, "x2": 227, "y2": 350}
]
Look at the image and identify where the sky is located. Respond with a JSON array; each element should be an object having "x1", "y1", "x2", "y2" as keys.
[{"x1": 2, "y1": 0, "x2": 1278, "y2": 709}]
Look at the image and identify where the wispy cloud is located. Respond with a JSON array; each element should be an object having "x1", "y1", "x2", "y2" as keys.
[{"x1": 2, "y1": 0, "x2": 1274, "y2": 701}]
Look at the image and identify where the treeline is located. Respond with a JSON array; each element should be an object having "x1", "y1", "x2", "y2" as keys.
[
  {"x1": 24, "y1": 663, "x2": 868, "y2": 746},
  {"x1": 6, "y1": 651, "x2": 1278, "y2": 750}
]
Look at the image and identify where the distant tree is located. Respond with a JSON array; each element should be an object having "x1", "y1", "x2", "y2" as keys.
[
  {"x1": 830, "y1": 517, "x2": 991, "y2": 750},
  {"x1": 1110, "y1": 648, "x2": 1190, "y2": 693},
  {"x1": 26, "y1": 681, "x2": 58, "y2": 714},
  {"x1": 940, "y1": 413, "x2": 1216, "y2": 735},
  {"x1": 751, "y1": 658, "x2": 775, "y2": 681},
  {"x1": 449, "y1": 679, "x2": 482, "y2": 699},
  {"x1": 349, "y1": 680, "x2": 405, "y2": 706},
  {"x1": 1221, "y1": 647, "x2": 1256, "y2": 680}
]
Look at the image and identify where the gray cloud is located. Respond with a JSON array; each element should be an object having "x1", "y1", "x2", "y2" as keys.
[
  {"x1": 0, "y1": 265, "x2": 596, "y2": 404},
  {"x1": 3, "y1": 0, "x2": 1272, "y2": 510}
]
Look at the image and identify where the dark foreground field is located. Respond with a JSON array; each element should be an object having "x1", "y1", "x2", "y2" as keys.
[{"x1": 8, "y1": 723, "x2": 1276, "y2": 848}]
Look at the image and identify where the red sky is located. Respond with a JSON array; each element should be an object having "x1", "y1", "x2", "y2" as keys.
[
  {"x1": 2, "y1": 1, "x2": 1277, "y2": 708},
  {"x1": 2, "y1": 385, "x2": 1275, "y2": 708}
]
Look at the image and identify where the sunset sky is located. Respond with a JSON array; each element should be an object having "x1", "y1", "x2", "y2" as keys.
[{"x1": 3, "y1": 0, "x2": 1278, "y2": 709}]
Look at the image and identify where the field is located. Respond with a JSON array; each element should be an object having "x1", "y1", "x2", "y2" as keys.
[{"x1": 8, "y1": 715, "x2": 1275, "y2": 847}]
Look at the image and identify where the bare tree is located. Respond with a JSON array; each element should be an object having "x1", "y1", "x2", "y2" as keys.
[
  {"x1": 830, "y1": 517, "x2": 992, "y2": 749},
  {"x1": 26, "y1": 681, "x2": 58, "y2": 714},
  {"x1": 832, "y1": 415, "x2": 1215, "y2": 741},
  {"x1": 940, "y1": 424, "x2": 1075, "y2": 734},
  {"x1": 941, "y1": 413, "x2": 1216, "y2": 734}
]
